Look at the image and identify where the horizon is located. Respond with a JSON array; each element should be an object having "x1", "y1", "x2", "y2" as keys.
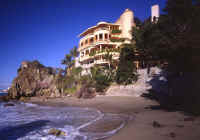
[{"x1": 0, "y1": 0, "x2": 166, "y2": 88}]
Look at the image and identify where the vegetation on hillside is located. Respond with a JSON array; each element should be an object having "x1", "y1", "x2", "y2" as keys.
[
  {"x1": 133, "y1": 0, "x2": 200, "y2": 115},
  {"x1": 116, "y1": 44, "x2": 138, "y2": 85},
  {"x1": 8, "y1": 0, "x2": 200, "y2": 110}
]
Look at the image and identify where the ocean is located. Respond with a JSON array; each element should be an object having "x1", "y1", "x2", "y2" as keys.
[
  {"x1": 0, "y1": 95, "x2": 127, "y2": 140},
  {"x1": 0, "y1": 92, "x2": 7, "y2": 96}
]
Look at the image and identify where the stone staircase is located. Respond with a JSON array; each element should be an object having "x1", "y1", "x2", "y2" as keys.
[{"x1": 106, "y1": 67, "x2": 163, "y2": 97}]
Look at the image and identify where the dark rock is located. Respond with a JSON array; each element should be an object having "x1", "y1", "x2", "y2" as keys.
[
  {"x1": 8, "y1": 60, "x2": 61, "y2": 99},
  {"x1": 176, "y1": 124, "x2": 184, "y2": 128},
  {"x1": 169, "y1": 132, "x2": 176, "y2": 138},
  {"x1": 153, "y1": 121, "x2": 161, "y2": 128},
  {"x1": 48, "y1": 128, "x2": 66, "y2": 136},
  {"x1": 4, "y1": 103, "x2": 15, "y2": 107},
  {"x1": 19, "y1": 97, "x2": 30, "y2": 102},
  {"x1": 184, "y1": 117, "x2": 195, "y2": 122},
  {"x1": 0, "y1": 96, "x2": 10, "y2": 102},
  {"x1": 75, "y1": 85, "x2": 96, "y2": 99}
]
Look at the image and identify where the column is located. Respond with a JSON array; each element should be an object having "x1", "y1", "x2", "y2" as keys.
[
  {"x1": 100, "y1": 45, "x2": 102, "y2": 52},
  {"x1": 89, "y1": 48, "x2": 91, "y2": 56}
]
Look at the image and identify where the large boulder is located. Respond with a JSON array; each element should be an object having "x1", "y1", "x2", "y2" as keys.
[
  {"x1": 75, "y1": 85, "x2": 96, "y2": 99},
  {"x1": 8, "y1": 60, "x2": 61, "y2": 99}
]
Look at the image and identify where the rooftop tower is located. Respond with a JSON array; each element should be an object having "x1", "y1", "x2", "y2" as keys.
[
  {"x1": 115, "y1": 9, "x2": 134, "y2": 40},
  {"x1": 151, "y1": 5, "x2": 160, "y2": 22}
]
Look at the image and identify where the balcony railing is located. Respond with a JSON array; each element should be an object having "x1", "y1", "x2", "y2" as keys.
[
  {"x1": 79, "y1": 40, "x2": 112, "y2": 50},
  {"x1": 110, "y1": 38, "x2": 125, "y2": 42},
  {"x1": 89, "y1": 48, "x2": 120, "y2": 56},
  {"x1": 95, "y1": 27, "x2": 109, "y2": 32},
  {"x1": 111, "y1": 29, "x2": 122, "y2": 34},
  {"x1": 80, "y1": 49, "x2": 120, "y2": 62}
]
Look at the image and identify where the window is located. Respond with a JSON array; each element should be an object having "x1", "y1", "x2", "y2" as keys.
[
  {"x1": 99, "y1": 34, "x2": 103, "y2": 40},
  {"x1": 105, "y1": 34, "x2": 108, "y2": 40},
  {"x1": 114, "y1": 26, "x2": 119, "y2": 30},
  {"x1": 90, "y1": 38, "x2": 94, "y2": 44},
  {"x1": 81, "y1": 52, "x2": 84, "y2": 57},
  {"x1": 86, "y1": 50, "x2": 89, "y2": 55},
  {"x1": 85, "y1": 39, "x2": 88, "y2": 44},
  {"x1": 110, "y1": 26, "x2": 113, "y2": 30},
  {"x1": 90, "y1": 60, "x2": 94, "y2": 64},
  {"x1": 95, "y1": 35, "x2": 98, "y2": 41},
  {"x1": 110, "y1": 26, "x2": 119, "y2": 31}
]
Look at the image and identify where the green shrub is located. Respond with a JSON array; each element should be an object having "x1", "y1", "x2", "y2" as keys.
[
  {"x1": 89, "y1": 49, "x2": 98, "y2": 56},
  {"x1": 65, "y1": 87, "x2": 77, "y2": 94},
  {"x1": 111, "y1": 29, "x2": 122, "y2": 34},
  {"x1": 91, "y1": 66, "x2": 111, "y2": 92},
  {"x1": 80, "y1": 75, "x2": 93, "y2": 86},
  {"x1": 116, "y1": 44, "x2": 138, "y2": 85},
  {"x1": 94, "y1": 74, "x2": 110, "y2": 92}
]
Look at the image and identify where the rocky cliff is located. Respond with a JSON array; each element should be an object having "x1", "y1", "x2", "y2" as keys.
[{"x1": 8, "y1": 61, "x2": 61, "y2": 99}]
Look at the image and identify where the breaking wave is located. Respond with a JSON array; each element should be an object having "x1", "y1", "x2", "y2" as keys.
[{"x1": 0, "y1": 102, "x2": 131, "y2": 140}]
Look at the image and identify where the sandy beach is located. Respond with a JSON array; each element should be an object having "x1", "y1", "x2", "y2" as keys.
[{"x1": 28, "y1": 95, "x2": 200, "y2": 140}]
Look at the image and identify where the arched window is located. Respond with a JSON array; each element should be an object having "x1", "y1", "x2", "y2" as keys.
[
  {"x1": 105, "y1": 34, "x2": 108, "y2": 40},
  {"x1": 90, "y1": 38, "x2": 94, "y2": 44},
  {"x1": 95, "y1": 35, "x2": 98, "y2": 41},
  {"x1": 99, "y1": 34, "x2": 103, "y2": 40}
]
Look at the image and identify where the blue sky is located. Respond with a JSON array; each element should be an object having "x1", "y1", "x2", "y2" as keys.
[{"x1": 0, "y1": 0, "x2": 166, "y2": 88}]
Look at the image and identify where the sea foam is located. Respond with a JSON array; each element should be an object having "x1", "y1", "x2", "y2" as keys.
[{"x1": 0, "y1": 102, "x2": 129, "y2": 140}]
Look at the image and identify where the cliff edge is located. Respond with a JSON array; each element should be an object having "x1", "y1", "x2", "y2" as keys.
[{"x1": 8, "y1": 61, "x2": 61, "y2": 99}]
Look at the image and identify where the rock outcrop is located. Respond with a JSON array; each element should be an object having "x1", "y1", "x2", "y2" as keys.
[
  {"x1": 8, "y1": 61, "x2": 61, "y2": 99},
  {"x1": 75, "y1": 85, "x2": 96, "y2": 99}
]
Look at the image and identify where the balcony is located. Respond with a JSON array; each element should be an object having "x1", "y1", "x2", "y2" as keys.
[
  {"x1": 81, "y1": 59, "x2": 108, "y2": 69},
  {"x1": 95, "y1": 27, "x2": 109, "y2": 32},
  {"x1": 110, "y1": 38, "x2": 125, "y2": 42},
  {"x1": 80, "y1": 55, "x2": 93, "y2": 62},
  {"x1": 80, "y1": 49, "x2": 120, "y2": 63},
  {"x1": 111, "y1": 29, "x2": 122, "y2": 34},
  {"x1": 79, "y1": 40, "x2": 112, "y2": 51},
  {"x1": 94, "y1": 59, "x2": 108, "y2": 65}
]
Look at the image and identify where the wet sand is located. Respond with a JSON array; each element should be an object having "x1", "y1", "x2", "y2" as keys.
[{"x1": 29, "y1": 96, "x2": 200, "y2": 140}]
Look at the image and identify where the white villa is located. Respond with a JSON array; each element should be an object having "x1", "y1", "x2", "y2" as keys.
[{"x1": 75, "y1": 5, "x2": 159, "y2": 74}]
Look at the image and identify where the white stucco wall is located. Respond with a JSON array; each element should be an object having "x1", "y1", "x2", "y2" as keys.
[{"x1": 115, "y1": 9, "x2": 134, "y2": 40}]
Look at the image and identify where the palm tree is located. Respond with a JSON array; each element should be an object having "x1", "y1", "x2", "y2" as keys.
[
  {"x1": 61, "y1": 54, "x2": 72, "y2": 69},
  {"x1": 69, "y1": 46, "x2": 79, "y2": 68},
  {"x1": 61, "y1": 46, "x2": 79, "y2": 75},
  {"x1": 104, "y1": 51, "x2": 113, "y2": 70},
  {"x1": 70, "y1": 46, "x2": 79, "y2": 58}
]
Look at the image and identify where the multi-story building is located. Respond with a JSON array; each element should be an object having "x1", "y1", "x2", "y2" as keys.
[
  {"x1": 76, "y1": 9, "x2": 135, "y2": 74},
  {"x1": 76, "y1": 6, "x2": 160, "y2": 74}
]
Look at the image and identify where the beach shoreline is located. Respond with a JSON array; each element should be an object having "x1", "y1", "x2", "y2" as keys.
[{"x1": 26, "y1": 96, "x2": 200, "y2": 140}]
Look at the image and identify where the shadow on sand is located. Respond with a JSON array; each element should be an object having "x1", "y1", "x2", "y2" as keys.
[
  {"x1": 141, "y1": 68, "x2": 200, "y2": 116},
  {"x1": 141, "y1": 69, "x2": 183, "y2": 112},
  {"x1": 0, "y1": 120, "x2": 50, "y2": 140}
]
